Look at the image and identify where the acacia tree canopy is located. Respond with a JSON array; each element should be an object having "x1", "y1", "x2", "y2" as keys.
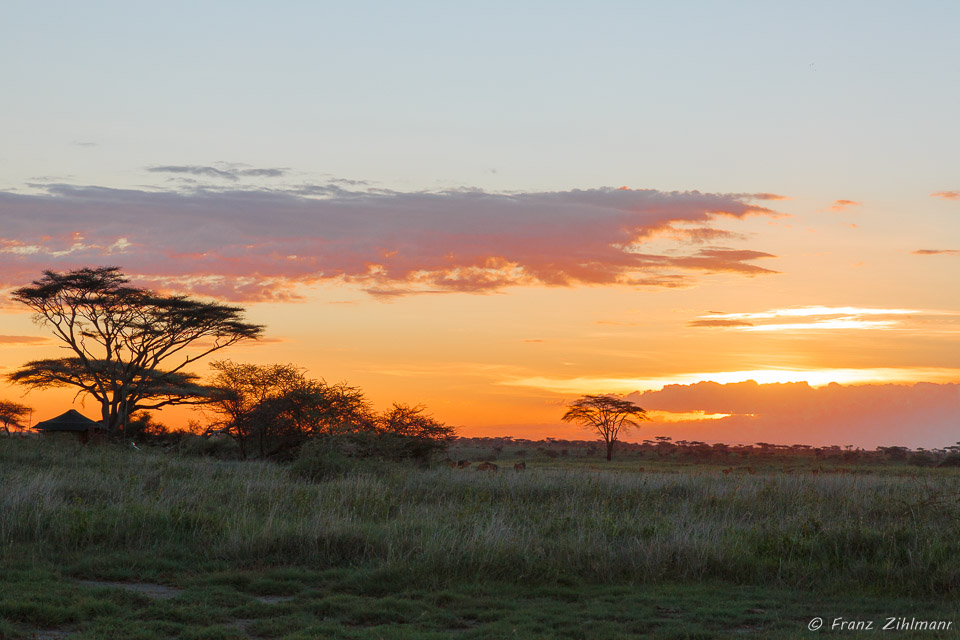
[
  {"x1": 207, "y1": 361, "x2": 455, "y2": 460},
  {"x1": 561, "y1": 394, "x2": 649, "y2": 461},
  {"x1": 206, "y1": 360, "x2": 372, "y2": 458},
  {"x1": 0, "y1": 400, "x2": 32, "y2": 435},
  {"x1": 7, "y1": 266, "x2": 263, "y2": 433}
]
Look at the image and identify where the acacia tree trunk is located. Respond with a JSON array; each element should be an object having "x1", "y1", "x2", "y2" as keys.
[{"x1": 606, "y1": 439, "x2": 614, "y2": 461}]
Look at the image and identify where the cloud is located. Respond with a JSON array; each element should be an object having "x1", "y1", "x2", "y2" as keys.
[
  {"x1": 0, "y1": 184, "x2": 780, "y2": 301},
  {"x1": 624, "y1": 380, "x2": 960, "y2": 448},
  {"x1": 146, "y1": 164, "x2": 289, "y2": 181},
  {"x1": 931, "y1": 191, "x2": 960, "y2": 200},
  {"x1": 688, "y1": 306, "x2": 960, "y2": 333},
  {"x1": 830, "y1": 199, "x2": 861, "y2": 211},
  {"x1": 688, "y1": 318, "x2": 754, "y2": 328},
  {"x1": 0, "y1": 335, "x2": 50, "y2": 345},
  {"x1": 913, "y1": 249, "x2": 960, "y2": 256},
  {"x1": 502, "y1": 367, "x2": 960, "y2": 395}
]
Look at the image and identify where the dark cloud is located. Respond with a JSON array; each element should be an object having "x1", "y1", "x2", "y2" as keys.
[
  {"x1": 688, "y1": 319, "x2": 754, "y2": 327},
  {"x1": 146, "y1": 165, "x2": 289, "y2": 181},
  {"x1": 626, "y1": 380, "x2": 960, "y2": 448},
  {"x1": 913, "y1": 249, "x2": 960, "y2": 256},
  {"x1": 0, "y1": 184, "x2": 780, "y2": 301}
]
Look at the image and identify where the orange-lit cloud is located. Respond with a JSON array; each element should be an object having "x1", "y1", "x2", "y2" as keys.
[
  {"x1": 624, "y1": 380, "x2": 960, "y2": 448},
  {"x1": 931, "y1": 191, "x2": 960, "y2": 200},
  {"x1": 0, "y1": 335, "x2": 49, "y2": 345},
  {"x1": 830, "y1": 199, "x2": 861, "y2": 211},
  {"x1": 502, "y1": 367, "x2": 960, "y2": 394},
  {"x1": 689, "y1": 306, "x2": 958, "y2": 333},
  {"x1": 688, "y1": 319, "x2": 754, "y2": 328},
  {"x1": 0, "y1": 184, "x2": 781, "y2": 300}
]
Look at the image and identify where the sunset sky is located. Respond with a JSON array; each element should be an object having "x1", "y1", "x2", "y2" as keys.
[{"x1": 1, "y1": 2, "x2": 958, "y2": 448}]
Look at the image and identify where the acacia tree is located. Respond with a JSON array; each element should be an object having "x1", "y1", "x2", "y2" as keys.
[
  {"x1": 207, "y1": 360, "x2": 371, "y2": 458},
  {"x1": 561, "y1": 394, "x2": 649, "y2": 461},
  {"x1": 372, "y1": 403, "x2": 456, "y2": 461},
  {"x1": 7, "y1": 267, "x2": 263, "y2": 433},
  {"x1": 0, "y1": 400, "x2": 32, "y2": 435}
]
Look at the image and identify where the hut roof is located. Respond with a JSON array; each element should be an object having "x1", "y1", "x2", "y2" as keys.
[{"x1": 34, "y1": 409, "x2": 104, "y2": 432}]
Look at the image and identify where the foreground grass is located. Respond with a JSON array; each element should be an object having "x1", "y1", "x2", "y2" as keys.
[{"x1": 1, "y1": 439, "x2": 958, "y2": 638}]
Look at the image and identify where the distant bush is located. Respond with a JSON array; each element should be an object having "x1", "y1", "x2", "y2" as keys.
[
  {"x1": 177, "y1": 434, "x2": 241, "y2": 459},
  {"x1": 290, "y1": 441, "x2": 360, "y2": 481},
  {"x1": 938, "y1": 455, "x2": 960, "y2": 468},
  {"x1": 907, "y1": 452, "x2": 936, "y2": 467}
]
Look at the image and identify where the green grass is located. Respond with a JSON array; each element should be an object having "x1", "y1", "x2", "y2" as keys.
[{"x1": 1, "y1": 438, "x2": 958, "y2": 638}]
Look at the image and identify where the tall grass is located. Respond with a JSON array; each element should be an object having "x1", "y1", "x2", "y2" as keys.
[{"x1": 1, "y1": 439, "x2": 958, "y2": 595}]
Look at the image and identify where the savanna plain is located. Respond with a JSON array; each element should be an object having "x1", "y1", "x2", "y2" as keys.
[{"x1": 1, "y1": 437, "x2": 958, "y2": 640}]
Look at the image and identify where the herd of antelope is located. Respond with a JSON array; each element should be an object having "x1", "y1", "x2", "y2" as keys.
[{"x1": 446, "y1": 460, "x2": 526, "y2": 472}]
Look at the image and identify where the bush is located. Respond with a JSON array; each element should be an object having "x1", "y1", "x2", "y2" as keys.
[
  {"x1": 177, "y1": 434, "x2": 241, "y2": 459},
  {"x1": 938, "y1": 455, "x2": 960, "y2": 468},
  {"x1": 907, "y1": 452, "x2": 936, "y2": 467},
  {"x1": 290, "y1": 441, "x2": 359, "y2": 481}
]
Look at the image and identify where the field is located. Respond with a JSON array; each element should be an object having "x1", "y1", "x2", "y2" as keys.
[{"x1": 1, "y1": 438, "x2": 958, "y2": 639}]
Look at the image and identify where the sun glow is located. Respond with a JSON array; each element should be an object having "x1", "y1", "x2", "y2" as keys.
[
  {"x1": 704, "y1": 306, "x2": 920, "y2": 320},
  {"x1": 502, "y1": 367, "x2": 960, "y2": 395},
  {"x1": 741, "y1": 318, "x2": 898, "y2": 331},
  {"x1": 647, "y1": 410, "x2": 731, "y2": 422}
]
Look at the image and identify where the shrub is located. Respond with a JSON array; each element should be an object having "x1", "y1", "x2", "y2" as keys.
[
  {"x1": 290, "y1": 441, "x2": 359, "y2": 481},
  {"x1": 177, "y1": 434, "x2": 241, "y2": 459}
]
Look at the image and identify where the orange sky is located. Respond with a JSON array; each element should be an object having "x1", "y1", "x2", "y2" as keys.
[{"x1": 1, "y1": 191, "x2": 957, "y2": 448}]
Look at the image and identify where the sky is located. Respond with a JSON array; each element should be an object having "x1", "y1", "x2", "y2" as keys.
[{"x1": 1, "y1": 1, "x2": 958, "y2": 448}]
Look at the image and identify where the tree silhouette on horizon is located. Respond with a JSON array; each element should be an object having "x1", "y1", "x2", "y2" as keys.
[{"x1": 561, "y1": 394, "x2": 649, "y2": 461}]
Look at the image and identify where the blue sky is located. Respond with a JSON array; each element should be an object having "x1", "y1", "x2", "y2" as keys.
[{"x1": 4, "y1": 1, "x2": 959, "y2": 197}]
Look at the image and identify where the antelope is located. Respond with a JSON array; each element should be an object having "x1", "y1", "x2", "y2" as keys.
[
  {"x1": 514, "y1": 461, "x2": 526, "y2": 472},
  {"x1": 456, "y1": 460, "x2": 471, "y2": 469},
  {"x1": 475, "y1": 462, "x2": 498, "y2": 472}
]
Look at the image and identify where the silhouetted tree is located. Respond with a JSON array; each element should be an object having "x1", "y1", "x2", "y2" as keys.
[
  {"x1": 7, "y1": 267, "x2": 262, "y2": 433},
  {"x1": 0, "y1": 400, "x2": 32, "y2": 435},
  {"x1": 561, "y1": 394, "x2": 649, "y2": 461},
  {"x1": 372, "y1": 402, "x2": 455, "y2": 461},
  {"x1": 207, "y1": 360, "x2": 371, "y2": 458}
]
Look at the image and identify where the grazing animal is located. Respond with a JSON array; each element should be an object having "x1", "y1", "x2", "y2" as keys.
[
  {"x1": 475, "y1": 462, "x2": 498, "y2": 472},
  {"x1": 514, "y1": 461, "x2": 526, "y2": 472},
  {"x1": 746, "y1": 466, "x2": 756, "y2": 475},
  {"x1": 456, "y1": 460, "x2": 471, "y2": 469},
  {"x1": 446, "y1": 461, "x2": 457, "y2": 468}
]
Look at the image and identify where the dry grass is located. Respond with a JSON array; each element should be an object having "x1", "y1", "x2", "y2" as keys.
[{"x1": 1, "y1": 438, "x2": 959, "y2": 595}]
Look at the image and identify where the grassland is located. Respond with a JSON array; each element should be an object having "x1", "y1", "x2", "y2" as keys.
[{"x1": 1, "y1": 438, "x2": 958, "y2": 639}]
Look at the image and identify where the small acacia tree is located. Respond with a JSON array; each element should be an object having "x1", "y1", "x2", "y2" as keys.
[
  {"x1": 372, "y1": 403, "x2": 455, "y2": 461},
  {"x1": 561, "y1": 394, "x2": 649, "y2": 461},
  {"x1": 0, "y1": 400, "x2": 32, "y2": 435},
  {"x1": 7, "y1": 267, "x2": 263, "y2": 433}
]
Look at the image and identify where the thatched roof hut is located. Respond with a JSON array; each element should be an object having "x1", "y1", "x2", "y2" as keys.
[{"x1": 34, "y1": 409, "x2": 104, "y2": 442}]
